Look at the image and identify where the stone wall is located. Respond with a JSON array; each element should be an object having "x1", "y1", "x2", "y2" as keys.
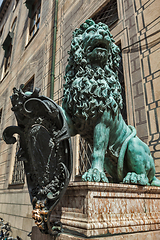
[
  {"x1": 134, "y1": 0, "x2": 160, "y2": 178},
  {"x1": 0, "y1": 0, "x2": 55, "y2": 239}
]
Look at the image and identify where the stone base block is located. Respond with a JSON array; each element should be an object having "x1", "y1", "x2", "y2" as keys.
[
  {"x1": 31, "y1": 227, "x2": 160, "y2": 239},
  {"x1": 31, "y1": 182, "x2": 160, "y2": 239},
  {"x1": 51, "y1": 182, "x2": 160, "y2": 237}
]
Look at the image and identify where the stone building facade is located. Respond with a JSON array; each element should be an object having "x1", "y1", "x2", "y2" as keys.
[
  {"x1": 0, "y1": 0, "x2": 159, "y2": 239},
  {"x1": 0, "y1": 0, "x2": 57, "y2": 239}
]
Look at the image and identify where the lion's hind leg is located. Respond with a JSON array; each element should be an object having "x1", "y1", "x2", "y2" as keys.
[
  {"x1": 150, "y1": 176, "x2": 160, "y2": 186},
  {"x1": 123, "y1": 172, "x2": 150, "y2": 185},
  {"x1": 124, "y1": 136, "x2": 160, "y2": 186}
]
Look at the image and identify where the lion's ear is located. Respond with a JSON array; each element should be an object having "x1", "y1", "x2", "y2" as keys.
[{"x1": 85, "y1": 19, "x2": 95, "y2": 26}]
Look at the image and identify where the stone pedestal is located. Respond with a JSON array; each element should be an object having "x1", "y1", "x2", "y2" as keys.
[{"x1": 32, "y1": 182, "x2": 160, "y2": 239}]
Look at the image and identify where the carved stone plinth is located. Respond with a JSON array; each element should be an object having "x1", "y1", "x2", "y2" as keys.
[{"x1": 32, "y1": 182, "x2": 160, "y2": 239}]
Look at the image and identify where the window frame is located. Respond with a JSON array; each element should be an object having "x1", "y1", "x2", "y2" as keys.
[
  {"x1": 1, "y1": 17, "x2": 17, "y2": 79},
  {"x1": 26, "y1": 0, "x2": 41, "y2": 44},
  {"x1": 4, "y1": 42, "x2": 12, "y2": 73},
  {"x1": 1, "y1": 31, "x2": 14, "y2": 79}
]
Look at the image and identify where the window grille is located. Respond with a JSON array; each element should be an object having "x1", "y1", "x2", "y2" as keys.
[
  {"x1": 11, "y1": 78, "x2": 34, "y2": 185},
  {"x1": 92, "y1": 0, "x2": 118, "y2": 27},
  {"x1": 11, "y1": 138, "x2": 25, "y2": 185},
  {"x1": 78, "y1": 137, "x2": 92, "y2": 175}
]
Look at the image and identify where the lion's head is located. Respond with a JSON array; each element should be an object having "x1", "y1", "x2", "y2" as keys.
[{"x1": 62, "y1": 19, "x2": 123, "y2": 136}]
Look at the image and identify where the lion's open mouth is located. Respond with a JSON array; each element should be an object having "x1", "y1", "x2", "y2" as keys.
[
  {"x1": 85, "y1": 40, "x2": 109, "y2": 64},
  {"x1": 90, "y1": 41, "x2": 108, "y2": 52}
]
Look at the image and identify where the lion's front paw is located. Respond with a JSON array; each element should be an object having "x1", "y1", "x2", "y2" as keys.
[
  {"x1": 123, "y1": 172, "x2": 150, "y2": 186},
  {"x1": 82, "y1": 168, "x2": 109, "y2": 183}
]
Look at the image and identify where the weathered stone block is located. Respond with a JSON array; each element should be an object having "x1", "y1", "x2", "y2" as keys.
[
  {"x1": 150, "y1": 49, "x2": 160, "y2": 74},
  {"x1": 143, "y1": 0, "x2": 159, "y2": 27},
  {"x1": 148, "y1": 109, "x2": 157, "y2": 134},
  {"x1": 137, "y1": 12, "x2": 144, "y2": 31},
  {"x1": 145, "y1": 81, "x2": 153, "y2": 104},
  {"x1": 134, "y1": 95, "x2": 145, "y2": 109},
  {"x1": 49, "y1": 182, "x2": 160, "y2": 238},
  {"x1": 153, "y1": 77, "x2": 160, "y2": 101}
]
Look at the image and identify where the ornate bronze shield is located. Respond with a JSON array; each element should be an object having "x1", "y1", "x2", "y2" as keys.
[{"x1": 3, "y1": 86, "x2": 72, "y2": 234}]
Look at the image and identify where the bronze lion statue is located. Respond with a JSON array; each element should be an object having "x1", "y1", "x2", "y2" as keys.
[{"x1": 62, "y1": 19, "x2": 160, "y2": 186}]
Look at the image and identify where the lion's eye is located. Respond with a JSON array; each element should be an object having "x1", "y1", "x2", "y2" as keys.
[{"x1": 86, "y1": 46, "x2": 91, "y2": 53}]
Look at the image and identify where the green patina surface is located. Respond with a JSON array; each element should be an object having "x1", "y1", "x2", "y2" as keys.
[{"x1": 62, "y1": 19, "x2": 160, "y2": 186}]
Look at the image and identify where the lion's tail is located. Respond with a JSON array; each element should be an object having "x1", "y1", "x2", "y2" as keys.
[{"x1": 117, "y1": 125, "x2": 137, "y2": 182}]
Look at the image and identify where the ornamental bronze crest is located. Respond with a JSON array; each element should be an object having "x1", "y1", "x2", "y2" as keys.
[{"x1": 3, "y1": 85, "x2": 72, "y2": 235}]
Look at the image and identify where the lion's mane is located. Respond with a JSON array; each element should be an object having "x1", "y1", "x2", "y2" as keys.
[{"x1": 62, "y1": 19, "x2": 123, "y2": 137}]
